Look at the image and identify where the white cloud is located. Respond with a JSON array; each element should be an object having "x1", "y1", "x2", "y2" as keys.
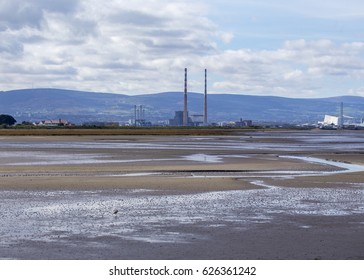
[
  {"x1": 284, "y1": 70, "x2": 303, "y2": 80},
  {"x1": 348, "y1": 88, "x2": 364, "y2": 96},
  {"x1": 219, "y1": 32, "x2": 234, "y2": 44},
  {"x1": 201, "y1": 39, "x2": 364, "y2": 97},
  {"x1": 1, "y1": 0, "x2": 364, "y2": 98},
  {"x1": 0, "y1": 0, "x2": 222, "y2": 93},
  {"x1": 0, "y1": 0, "x2": 79, "y2": 30}
]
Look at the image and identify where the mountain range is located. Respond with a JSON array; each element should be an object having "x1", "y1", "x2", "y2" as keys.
[{"x1": 1, "y1": 88, "x2": 364, "y2": 125}]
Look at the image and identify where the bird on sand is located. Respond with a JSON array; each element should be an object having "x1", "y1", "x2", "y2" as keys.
[{"x1": 113, "y1": 209, "x2": 118, "y2": 215}]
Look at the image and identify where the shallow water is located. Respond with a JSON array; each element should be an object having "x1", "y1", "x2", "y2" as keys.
[
  {"x1": 1, "y1": 132, "x2": 364, "y2": 252},
  {"x1": 1, "y1": 131, "x2": 364, "y2": 153},
  {"x1": 0, "y1": 183, "x2": 363, "y2": 246}
]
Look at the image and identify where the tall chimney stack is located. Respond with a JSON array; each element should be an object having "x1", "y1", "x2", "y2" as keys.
[
  {"x1": 183, "y1": 68, "x2": 188, "y2": 126},
  {"x1": 340, "y1": 102, "x2": 344, "y2": 129},
  {"x1": 204, "y1": 69, "x2": 208, "y2": 125}
]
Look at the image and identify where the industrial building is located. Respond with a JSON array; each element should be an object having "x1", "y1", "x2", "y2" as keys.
[
  {"x1": 170, "y1": 68, "x2": 208, "y2": 127},
  {"x1": 318, "y1": 102, "x2": 344, "y2": 129},
  {"x1": 322, "y1": 115, "x2": 339, "y2": 126},
  {"x1": 169, "y1": 111, "x2": 184, "y2": 126},
  {"x1": 133, "y1": 105, "x2": 151, "y2": 127},
  {"x1": 235, "y1": 119, "x2": 253, "y2": 127},
  {"x1": 34, "y1": 119, "x2": 73, "y2": 127}
]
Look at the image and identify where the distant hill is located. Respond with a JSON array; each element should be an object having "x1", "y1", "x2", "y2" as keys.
[{"x1": 1, "y1": 88, "x2": 364, "y2": 124}]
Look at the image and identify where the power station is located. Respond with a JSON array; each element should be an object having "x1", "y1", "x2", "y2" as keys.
[{"x1": 172, "y1": 68, "x2": 208, "y2": 127}]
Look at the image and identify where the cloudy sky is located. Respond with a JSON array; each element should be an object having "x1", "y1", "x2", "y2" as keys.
[{"x1": 1, "y1": 0, "x2": 364, "y2": 98}]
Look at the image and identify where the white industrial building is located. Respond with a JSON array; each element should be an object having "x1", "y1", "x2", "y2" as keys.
[{"x1": 324, "y1": 115, "x2": 339, "y2": 126}]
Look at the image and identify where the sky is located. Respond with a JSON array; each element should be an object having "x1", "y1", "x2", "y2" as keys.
[{"x1": 1, "y1": 0, "x2": 364, "y2": 98}]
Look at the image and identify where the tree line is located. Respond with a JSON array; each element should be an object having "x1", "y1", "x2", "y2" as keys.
[{"x1": 0, "y1": 114, "x2": 17, "y2": 126}]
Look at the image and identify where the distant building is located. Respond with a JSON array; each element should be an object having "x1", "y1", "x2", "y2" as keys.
[
  {"x1": 235, "y1": 119, "x2": 253, "y2": 127},
  {"x1": 190, "y1": 114, "x2": 204, "y2": 126},
  {"x1": 35, "y1": 119, "x2": 73, "y2": 127},
  {"x1": 217, "y1": 119, "x2": 253, "y2": 127},
  {"x1": 318, "y1": 115, "x2": 339, "y2": 129},
  {"x1": 135, "y1": 120, "x2": 152, "y2": 127},
  {"x1": 323, "y1": 115, "x2": 339, "y2": 126},
  {"x1": 169, "y1": 111, "x2": 193, "y2": 126},
  {"x1": 218, "y1": 121, "x2": 236, "y2": 127},
  {"x1": 134, "y1": 105, "x2": 150, "y2": 127},
  {"x1": 169, "y1": 111, "x2": 183, "y2": 126}
]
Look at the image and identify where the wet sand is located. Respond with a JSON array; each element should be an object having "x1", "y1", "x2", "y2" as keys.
[{"x1": 0, "y1": 130, "x2": 363, "y2": 259}]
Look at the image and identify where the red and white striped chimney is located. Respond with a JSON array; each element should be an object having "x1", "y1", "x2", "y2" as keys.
[{"x1": 183, "y1": 68, "x2": 188, "y2": 126}]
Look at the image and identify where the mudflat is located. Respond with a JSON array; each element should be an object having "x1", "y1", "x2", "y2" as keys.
[{"x1": 0, "y1": 130, "x2": 363, "y2": 259}]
